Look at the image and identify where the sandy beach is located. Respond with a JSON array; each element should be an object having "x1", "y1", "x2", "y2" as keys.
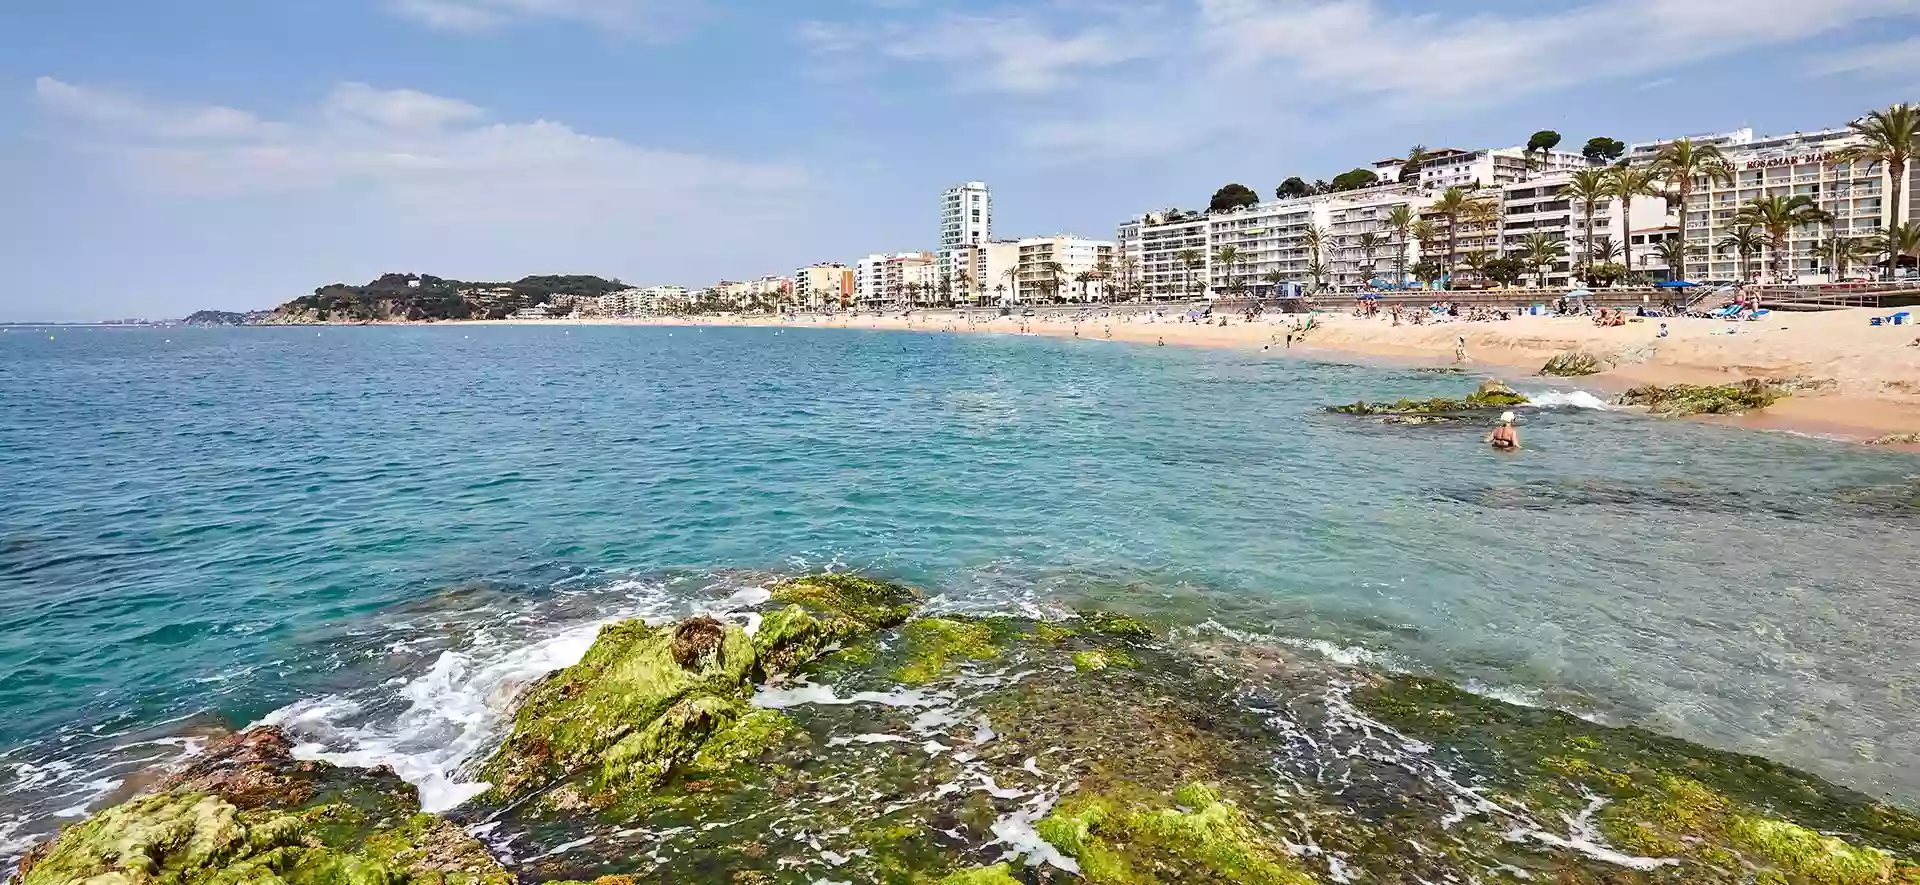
[{"x1": 472, "y1": 306, "x2": 1920, "y2": 442}]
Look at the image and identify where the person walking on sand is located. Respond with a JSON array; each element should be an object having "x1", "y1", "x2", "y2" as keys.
[
  {"x1": 1487, "y1": 412, "x2": 1519, "y2": 451},
  {"x1": 1454, "y1": 335, "x2": 1467, "y2": 362}
]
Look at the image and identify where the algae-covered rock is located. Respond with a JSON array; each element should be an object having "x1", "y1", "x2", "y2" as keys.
[
  {"x1": 1541, "y1": 351, "x2": 1606, "y2": 376},
  {"x1": 1867, "y1": 433, "x2": 1920, "y2": 446},
  {"x1": 896, "y1": 617, "x2": 1001, "y2": 684},
  {"x1": 1616, "y1": 380, "x2": 1783, "y2": 416},
  {"x1": 1036, "y1": 782, "x2": 1316, "y2": 885},
  {"x1": 476, "y1": 573, "x2": 924, "y2": 809},
  {"x1": 1328, "y1": 385, "x2": 1528, "y2": 417},
  {"x1": 12, "y1": 793, "x2": 509, "y2": 885},
  {"x1": 163, "y1": 727, "x2": 419, "y2": 821}
]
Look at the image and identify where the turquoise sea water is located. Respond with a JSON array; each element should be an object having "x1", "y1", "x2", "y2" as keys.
[{"x1": 1, "y1": 325, "x2": 1916, "y2": 861}]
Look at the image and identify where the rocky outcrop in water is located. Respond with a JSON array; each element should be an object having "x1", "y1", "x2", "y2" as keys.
[
  {"x1": 1615, "y1": 380, "x2": 1783, "y2": 416},
  {"x1": 9, "y1": 727, "x2": 509, "y2": 885},
  {"x1": 18, "y1": 573, "x2": 1920, "y2": 885},
  {"x1": 1329, "y1": 380, "x2": 1528, "y2": 418}
]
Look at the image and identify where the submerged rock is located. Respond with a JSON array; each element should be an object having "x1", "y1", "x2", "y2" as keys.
[{"x1": 1616, "y1": 380, "x2": 1783, "y2": 416}]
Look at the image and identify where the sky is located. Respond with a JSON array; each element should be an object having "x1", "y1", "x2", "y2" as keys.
[{"x1": 2, "y1": 0, "x2": 1917, "y2": 321}]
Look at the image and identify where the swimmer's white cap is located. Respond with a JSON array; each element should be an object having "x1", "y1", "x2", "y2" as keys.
[{"x1": 1500, "y1": 411, "x2": 1516, "y2": 423}]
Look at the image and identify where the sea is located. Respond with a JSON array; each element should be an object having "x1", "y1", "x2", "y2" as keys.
[{"x1": 1, "y1": 324, "x2": 1916, "y2": 865}]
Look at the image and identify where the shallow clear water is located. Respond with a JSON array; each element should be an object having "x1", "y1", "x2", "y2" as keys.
[{"x1": 1, "y1": 325, "x2": 1916, "y2": 859}]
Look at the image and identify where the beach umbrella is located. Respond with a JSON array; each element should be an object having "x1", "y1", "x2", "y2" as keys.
[
  {"x1": 1566, "y1": 289, "x2": 1593, "y2": 298},
  {"x1": 1656, "y1": 280, "x2": 1698, "y2": 288}
]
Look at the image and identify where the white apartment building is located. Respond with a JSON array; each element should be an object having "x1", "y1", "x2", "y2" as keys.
[
  {"x1": 1115, "y1": 218, "x2": 1145, "y2": 297},
  {"x1": 1137, "y1": 214, "x2": 1210, "y2": 299},
  {"x1": 1627, "y1": 128, "x2": 1755, "y2": 164},
  {"x1": 635, "y1": 285, "x2": 690, "y2": 312},
  {"x1": 1500, "y1": 171, "x2": 1672, "y2": 289},
  {"x1": 937, "y1": 181, "x2": 992, "y2": 287},
  {"x1": 1014, "y1": 235, "x2": 1115, "y2": 302},
  {"x1": 1383, "y1": 147, "x2": 1593, "y2": 192},
  {"x1": 1203, "y1": 186, "x2": 1432, "y2": 294},
  {"x1": 598, "y1": 288, "x2": 645, "y2": 316},
  {"x1": 1673, "y1": 127, "x2": 1895, "y2": 283},
  {"x1": 856, "y1": 252, "x2": 936, "y2": 309},
  {"x1": 793, "y1": 263, "x2": 854, "y2": 310},
  {"x1": 948, "y1": 240, "x2": 1022, "y2": 306}
]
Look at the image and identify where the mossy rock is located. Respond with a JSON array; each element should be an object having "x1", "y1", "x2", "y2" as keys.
[
  {"x1": 1541, "y1": 351, "x2": 1605, "y2": 376},
  {"x1": 476, "y1": 573, "x2": 926, "y2": 810},
  {"x1": 1328, "y1": 390, "x2": 1527, "y2": 416},
  {"x1": 1035, "y1": 782, "x2": 1316, "y2": 885},
  {"x1": 1616, "y1": 380, "x2": 1783, "y2": 416},
  {"x1": 13, "y1": 792, "x2": 510, "y2": 885}
]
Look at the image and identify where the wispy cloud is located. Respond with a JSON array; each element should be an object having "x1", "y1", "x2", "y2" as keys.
[
  {"x1": 1808, "y1": 36, "x2": 1920, "y2": 78},
  {"x1": 383, "y1": 0, "x2": 698, "y2": 34},
  {"x1": 32, "y1": 77, "x2": 806, "y2": 212}
]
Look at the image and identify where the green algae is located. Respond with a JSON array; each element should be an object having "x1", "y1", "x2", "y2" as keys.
[
  {"x1": 687, "y1": 708, "x2": 797, "y2": 775},
  {"x1": 1072, "y1": 648, "x2": 1136, "y2": 672},
  {"x1": 16, "y1": 793, "x2": 508, "y2": 885},
  {"x1": 768, "y1": 573, "x2": 922, "y2": 628},
  {"x1": 1729, "y1": 817, "x2": 1904, "y2": 885},
  {"x1": 1616, "y1": 380, "x2": 1783, "y2": 416},
  {"x1": 1541, "y1": 351, "x2": 1605, "y2": 376},
  {"x1": 1075, "y1": 610, "x2": 1155, "y2": 640},
  {"x1": 1035, "y1": 783, "x2": 1317, "y2": 885},
  {"x1": 1033, "y1": 622, "x2": 1078, "y2": 643},
  {"x1": 478, "y1": 573, "x2": 929, "y2": 809},
  {"x1": 1328, "y1": 391, "x2": 1529, "y2": 416},
  {"x1": 933, "y1": 864, "x2": 1023, "y2": 884},
  {"x1": 897, "y1": 618, "x2": 1001, "y2": 684}
]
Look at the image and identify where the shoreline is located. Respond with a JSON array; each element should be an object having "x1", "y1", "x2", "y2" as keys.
[{"x1": 305, "y1": 308, "x2": 1920, "y2": 444}]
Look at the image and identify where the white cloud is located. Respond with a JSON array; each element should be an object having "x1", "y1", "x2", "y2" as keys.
[
  {"x1": 978, "y1": 0, "x2": 1920, "y2": 160},
  {"x1": 384, "y1": 0, "x2": 693, "y2": 33},
  {"x1": 1808, "y1": 36, "x2": 1920, "y2": 78},
  {"x1": 33, "y1": 76, "x2": 808, "y2": 222},
  {"x1": 795, "y1": 10, "x2": 1158, "y2": 96}
]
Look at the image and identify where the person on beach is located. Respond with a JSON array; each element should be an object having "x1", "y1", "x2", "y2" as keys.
[
  {"x1": 1488, "y1": 412, "x2": 1520, "y2": 451},
  {"x1": 1658, "y1": 323, "x2": 1670, "y2": 338},
  {"x1": 1454, "y1": 335, "x2": 1467, "y2": 362}
]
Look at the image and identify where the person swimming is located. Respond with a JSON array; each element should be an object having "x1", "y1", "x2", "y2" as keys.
[{"x1": 1488, "y1": 411, "x2": 1519, "y2": 451}]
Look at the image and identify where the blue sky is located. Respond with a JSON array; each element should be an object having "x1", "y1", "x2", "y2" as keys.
[{"x1": 3, "y1": 0, "x2": 1917, "y2": 321}]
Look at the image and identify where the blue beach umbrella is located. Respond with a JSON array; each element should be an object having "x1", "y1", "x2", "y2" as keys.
[
  {"x1": 1566, "y1": 289, "x2": 1593, "y2": 298},
  {"x1": 1656, "y1": 280, "x2": 1698, "y2": 288}
]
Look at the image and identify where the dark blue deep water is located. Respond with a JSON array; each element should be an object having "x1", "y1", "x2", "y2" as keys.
[{"x1": 2, "y1": 324, "x2": 1916, "y2": 858}]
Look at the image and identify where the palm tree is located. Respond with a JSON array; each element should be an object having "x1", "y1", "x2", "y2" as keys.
[
  {"x1": 1401, "y1": 144, "x2": 1429, "y2": 184},
  {"x1": 1650, "y1": 139, "x2": 1735, "y2": 283},
  {"x1": 1465, "y1": 200, "x2": 1503, "y2": 262},
  {"x1": 1718, "y1": 225, "x2": 1767, "y2": 282},
  {"x1": 1261, "y1": 269, "x2": 1286, "y2": 299},
  {"x1": 1875, "y1": 221, "x2": 1920, "y2": 279},
  {"x1": 1001, "y1": 266, "x2": 1020, "y2": 304},
  {"x1": 1651, "y1": 237, "x2": 1706, "y2": 283},
  {"x1": 1355, "y1": 231, "x2": 1383, "y2": 288},
  {"x1": 951, "y1": 272, "x2": 974, "y2": 307},
  {"x1": 1734, "y1": 195, "x2": 1829, "y2": 281},
  {"x1": 1118, "y1": 256, "x2": 1141, "y2": 301},
  {"x1": 1461, "y1": 251, "x2": 1491, "y2": 288},
  {"x1": 1519, "y1": 232, "x2": 1568, "y2": 288},
  {"x1": 1429, "y1": 187, "x2": 1474, "y2": 288},
  {"x1": 1385, "y1": 204, "x2": 1414, "y2": 290},
  {"x1": 1213, "y1": 245, "x2": 1242, "y2": 297},
  {"x1": 993, "y1": 282, "x2": 1009, "y2": 306},
  {"x1": 1814, "y1": 235, "x2": 1875, "y2": 281},
  {"x1": 1176, "y1": 249, "x2": 1203, "y2": 297},
  {"x1": 1301, "y1": 225, "x2": 1328, "y2": 293},
  {"x1": 1836, "y1": 103, "x2": 1918, "y2": 242},
  {"x1": 1605, "y1": 164, "x2": 1663, "y2": 278},
  {"x1": 1042, "y1": 260, "x2": 1067, "y2": 303},
  {"x1": 1564, "y1": 169, "x2": 1611, "y2": 274},
  {"x1": 1590, "y1": 235, "x2": 1623, "y2": 264},
  {"x1": 1093, "y1": 257, "x2": 1114, "y2": 302}
]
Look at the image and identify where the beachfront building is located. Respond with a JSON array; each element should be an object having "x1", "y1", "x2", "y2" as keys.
[
  {"x1": 937, "y1": 181, "x2": 992, "y2": 295},
  {"x1": 1115, "y1": 218, "x2": 1145, "y2": 299},
  {"x1": 1627, "y1": 128, "x2": 1755, "y2": 165},
  {"x1": 1417, "y1": 187, "x2": 1505, "y2": 287},
  {"x1": 1137, "y1": 213, "x2": 1211, "y2": 299},
  {"x1": 1660, "y1": 126, "x2": 1900, "y2": 283},
  {"x1": 950, "y1": 240, "x2": 1022, "y2": 306},
  {"x1": 793, "y1": 263, "x2": 854, "y2": 310},
  {"x1": 856, "y1": 252, "x2": 936, "y2": 309},
  {"x1": 1207, "y1": 200, "x2": 1323, "y2": 297},
  {"x1": 598, "y1": 288, "x2": 645, "y2": 316},
  {"x1": 1326, "y1": 186, "x2": 1432, "y2": 291},
  {"x1": 1498, "y1": 172, "x2": 1672, "y2": 289},
  {"x1": 636, "y1": 285, "x2": 691, "y2": 312},
  {"x1": 1013, "y1": 235, "x2": 1115, "y2": 302},
  {"x1": 1381, "y1": 147, "x2": 1594, "y2": 192}
]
